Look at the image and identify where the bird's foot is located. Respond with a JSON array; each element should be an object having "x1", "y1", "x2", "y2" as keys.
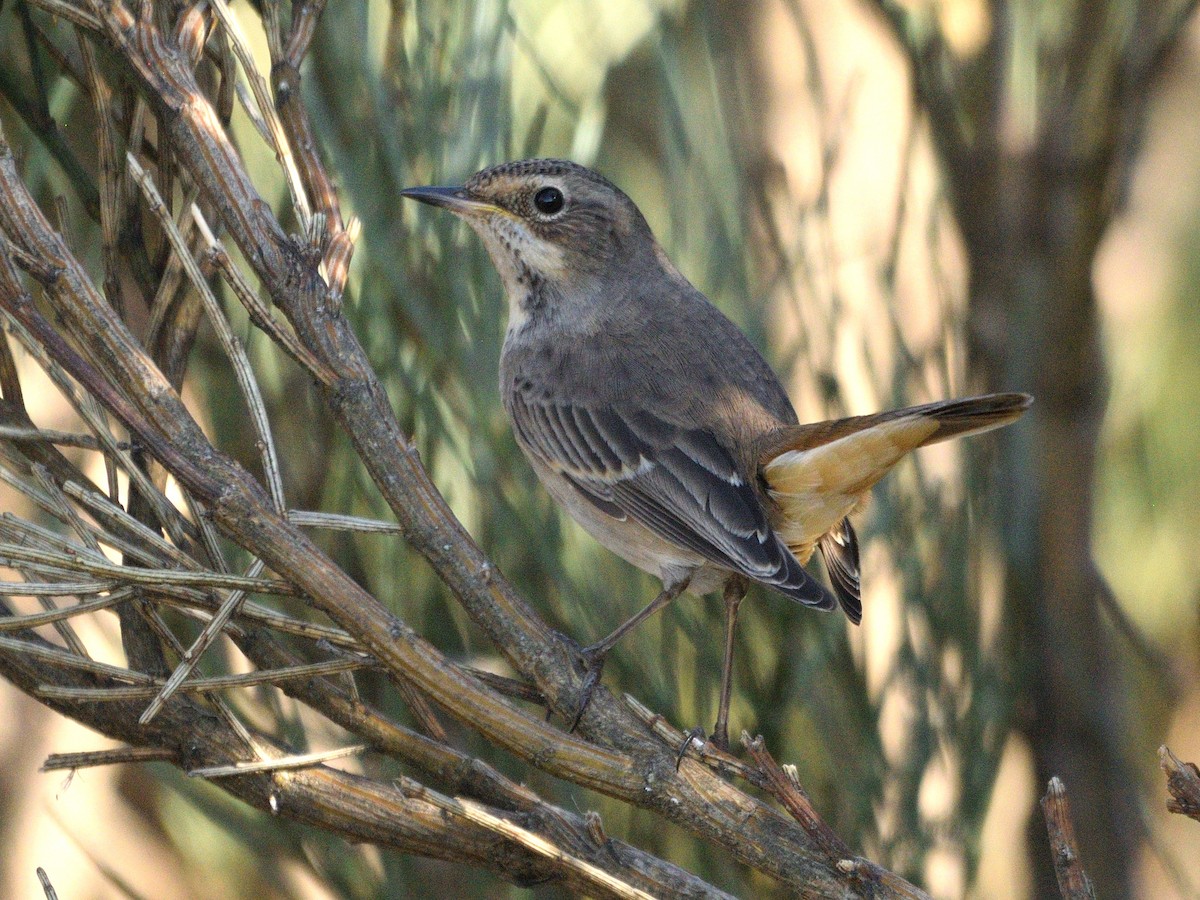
[{"x1": 567, "y1": 643, "x2": 609, "y2": 733}]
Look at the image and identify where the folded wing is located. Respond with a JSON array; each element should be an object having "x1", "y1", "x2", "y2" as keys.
[{"x1": 507, "y1": 390, "x2": 834, "y2": 609}]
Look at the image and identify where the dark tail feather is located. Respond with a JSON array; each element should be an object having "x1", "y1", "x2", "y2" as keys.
[
  {"x1": 913, "y1": 392, "x2": 1033, "y2": 447},
  {"x1": 819, "y1": 518, "x2": 862, "y2": 624}
]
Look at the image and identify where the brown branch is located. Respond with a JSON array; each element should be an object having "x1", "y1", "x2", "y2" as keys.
[
  {"x1": 1, "y1": 617, "x2": 725, "y2": 899},
  {"x1": 744, "y1": 733, "x2": 933, "y2": 900},
  {"x1": 42, "y1": 746, "x2": 176, "y2": 770},
  {"x1": 394, "y1": 776, "x2": 659, "y2": 900},
  {"x1": 1160, "y1": 746, "x2": 1200, "y2": 823},
  {"x1": 36, "y1": 867, "x2": 57, "y2": 900},
  {"x1": 270, "y1": 1, "x2": 344, "y2": 233},
  {"x1": 1041, "y1": 778, "x2": 1097, "y2": 900},
  {"x1": 744, "y1": 733, "x2": 852, "y2": 858}
]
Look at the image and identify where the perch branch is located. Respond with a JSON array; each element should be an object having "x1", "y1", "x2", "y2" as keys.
[{"x1": 0, "y1": 625, "x2": 717, "y2": 899}]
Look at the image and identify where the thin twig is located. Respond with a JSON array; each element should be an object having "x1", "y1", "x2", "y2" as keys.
[
  {"x1": 75, "y1": 391, "x2": 119, "y2": 504},
  {"x1": 0, "y1": 500, "x2": 162, "y2": 574},
  {"x1": 39, "y1": 655, "x2": 372, "y2": 702},
  {"x1": 233, "y1": 81, "x2": 274, "y2": 147},
  {"x1": 76, "y1": 28, "x2": 125, "y2": 318},
  {"x1": 742, "y1": 733, "x2": 932, "y2": 899},
  {"x1": 270, "y1": 0, "x2": 342, "y2": 239},
  {"x1": 147, "y1": 587, "x2": 362, "y2": 649},
  {"x1": 207, "y1": 0, "x2": 312, "y2": 228},
  {"x1": 191, "y1": 743, "x2": 366, "y2": 778},
  {"x1": 1160, "y1": 746, "x2": 1200, "y2": 823},
  {"x1": 61, "y1": 481, "x2": 196, "y2": 569},
  {"x1": 31, "y1": 465, "x2": 101, "y2": 555},
  {"x1": 395, "y1": 776, "x2": 655, "y2": 900},
  {"x1": 26, "y1": 467, "x2": 96, "y2": 657},
  {"x1": 179, "y1": 488, "x2": 230, "y2": 575},
  {"x1": 743, "y1": 733, "x2": 852, "y2": 859},
  {"x1": 0, "y1": 469, "x2": 62, "y2": 528},
  {"x1": 0, "y1": 425, "x2": 112, "y2": 450},
  {"x1": 36, "y1": 866, "x2": 58, "y2": 900},
  {"x1": 129, "y1": 596, "x2": 262, "y2": 753},
  {"x1": 41, "y1": 746, "x2": 176, "y2": 771},
  {"x1": 0, "y1": 580, "x2": 118, "y2": 597},
  {"x1": 467, "y1": 667, "x2": 545, "y2": 705},
  {"x1": 287, "y1": 510, "x2": 403, "y2": 533},
  {"x1": 0, "y1": 311, "x2": 193, "y2": 547},
  {"x1": 0, "y1": 633, "x2": 153, "y2": 682},
  {"x1": 0, "y1": 513, "x2": 96, "y2": 556},
  {"x1": 126, "y1": 154, "x2": 288, "y2": 515},
  {"x1": 141, "y1": 180, "x2": 201, "y2": 358},
  {"x1": 1041, "y1": 777, "x2": 1097, "y2": 900},
  {"x1": 138, "y1": 559, "x2": 259, "y2": 722},
  {"x1": 0, "y1": 542, "x2": 295, "y2": 595},
  {"x1": 0, "y1": 588, "x2": 132, "y2": 632},
  {"x1": 192, "y1": 205, "x2": 338, "y2": 385}
]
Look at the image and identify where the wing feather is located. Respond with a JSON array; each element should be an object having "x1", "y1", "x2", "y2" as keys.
[
  {"x1": 570, "y1": 407, "x2": 622, "y2": 470},
  {"x1": 507, "y1": 389, "x2": 833, "y2": 608}
]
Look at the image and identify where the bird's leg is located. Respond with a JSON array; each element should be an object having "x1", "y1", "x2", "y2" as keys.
[
  {"x1": 711, "y1": 575, "x2": 748, "y2": 752},
  {"x1": 583, "y1": 574, "x2": 692, "y2": 661},
  {"x1": 567, "y1": 573, "x2": 692, "y2": 732}
]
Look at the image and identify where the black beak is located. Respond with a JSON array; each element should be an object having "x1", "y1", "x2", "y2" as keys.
[{"x1": 399, "y1": 185, "x2": 500, "y2": 216}]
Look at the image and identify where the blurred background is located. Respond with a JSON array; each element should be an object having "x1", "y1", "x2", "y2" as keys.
[{"x1": 0, "y1": 0, "x2": 1197, "y2": 897}]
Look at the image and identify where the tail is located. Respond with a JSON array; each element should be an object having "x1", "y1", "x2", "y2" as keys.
[
  {"x1": 758, "y1": 392, "x2": 1033, "y2": 464},
  {"x1": 758, "y1": 392, "x2": 1031, "y2": 620}
]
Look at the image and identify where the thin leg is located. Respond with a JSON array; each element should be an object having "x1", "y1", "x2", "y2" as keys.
[
  {"x1": 568, "y1": 573, "x2": 692, "y2": 732},
  {"x1": 711, "y1": 576, "x2": 748, "y2": 752},
  {"x1": 583, "y1": 573, "x2": 692, "y2": 659}
]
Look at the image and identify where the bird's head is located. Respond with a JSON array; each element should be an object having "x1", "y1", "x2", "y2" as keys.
[{"x1": 402, "y1": 159, "x2": 668, "y2": 328}]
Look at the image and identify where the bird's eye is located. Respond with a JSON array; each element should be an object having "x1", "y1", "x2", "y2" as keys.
[{"x1": 533, "y1": 186, "x2": 564, "y2": 215}]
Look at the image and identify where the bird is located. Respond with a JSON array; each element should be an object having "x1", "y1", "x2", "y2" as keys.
[{"x1": 401, "y1": 159, "x2": 1030, "y2": 750}]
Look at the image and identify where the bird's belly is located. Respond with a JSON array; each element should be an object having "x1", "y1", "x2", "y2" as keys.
[{"x1": 525, "y1": 456, "x2": 722, "y2": 593}]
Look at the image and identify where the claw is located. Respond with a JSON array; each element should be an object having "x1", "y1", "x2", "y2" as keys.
[
  {"x1": 567, "y1": 645, "x2": 608, "y2": 732},
  {"x1": 675, "y1": 725, "x2": 706, "y2": 769}
]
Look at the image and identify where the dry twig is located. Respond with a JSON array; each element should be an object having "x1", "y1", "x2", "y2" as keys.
[
  {"x1": 1160, "y1": 745, "x2": 1200, "y2": 823},
  {"x1": 1041, "y1": 778, "x2": 1097, "y2": 900}
]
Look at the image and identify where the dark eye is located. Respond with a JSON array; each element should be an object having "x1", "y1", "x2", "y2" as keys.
[{"x1": 533, "y1": 186, "x2": 564, "y2": 215}]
